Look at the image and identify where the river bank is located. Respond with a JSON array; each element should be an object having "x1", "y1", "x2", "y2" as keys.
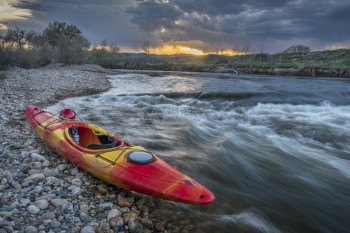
[
  {"x1": 111, "y1": 49, "x2": 350, "y2": 78},
  {"x1": 0, "y1": 65, "x2": 175, "y2": 233},
  {"x1": 114, "y1": 63, "x2": 350, "y2": 77}
]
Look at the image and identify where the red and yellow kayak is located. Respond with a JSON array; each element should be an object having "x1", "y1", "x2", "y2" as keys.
[{"x1": 25, "y1": 105, "x2": 215, "y2": 205}]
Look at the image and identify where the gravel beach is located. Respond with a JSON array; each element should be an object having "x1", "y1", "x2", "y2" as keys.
[{"x1": 0, "y1": 65, "x2": 191, "y2": 233}]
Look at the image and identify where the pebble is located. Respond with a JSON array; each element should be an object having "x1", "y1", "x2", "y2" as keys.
[
  {"x1": 98, "y1": 202, "x2": 113, "y2": 210},
  {"x1": 97, "y1": 185, "x2": 108, "y2": 193},
  {"x1": 23, "y1": 173, "x2": 45, "y2": 182},
  {"x1": 68, "y1": 185, "x2": 82, "y2": 195},
  {"x1": 36, "y1": 193, "x2": 56, "y2": 201},
  {"x1": 80, "y1": 212, "x2": 92, "y2": 223},
  {"x1": 109, "y1": 216, "x2": 124, "y2": 228},
  {"x1": 80, "y1": 225, "x2": 95, "y2": 233},
  {"x1": 79, "y1": 203, "x2": 90, "y2": 214},
  {"x1": 51, "y1": 198, "x2": 68, "y2": 207},
  {"x1": 70, "y1": 167, "x2": 79, "y2": 175},
  {"x1": 1, "y1": 178, "x2": 7, "y2": 185},
  {"x1": 35, "y1": 199, "x2": 49, "y2": 209},
  {"x1": 71, "y1": 178, "x2": 83, "y2": 186},
  {"x1": 24, "y1": 226, "x2": 38, "y2": 233},
  {"x1": 42, "y1": 211, "x2": 55, "y2": 219},
  {"x1": 72, "y1": 226, "x2": 81, "y2": 233},
  {"x1": 140, "y1": 218, "x2": 153, "y2": 227},
  {"x1": 43, "y1": 168, "x2": 55, "y2": 177},
  {"x1": 27, "y1": 205, "x2": 40, "y2": 214},
  {"x1": 34, "y1": 185, "x2": 43, "y2": 193},
  {"x1": 46, "y1": 176, "x2": 58, "y2": 185},
  {"x1": 0, "y1": 211, "x2": 12, "y2": 217},
  {"x1": 42, "y1": 159, "x2": 50, "y2": 167},
  {"x1": 52, "y1": 190, "x2": 68, "y2": 198},
  {"x1": 50, "y1": 220, "x2": 61, "y2": 228},
  {"x1": 31, "y1": 152, "x2": 46, "y2": 161},
  {"x1": 10, "y1": 179, "x2": 22, "y2": 189},
  {"x1": 20, "y1": 198, "x2": 31, "y2": 205},
  {"x1": 107, "y1": 208, "x2": 122, "y2": 221},
  {"x1": 155, "y1": 222, "x2": 165, "y2": 231},
  {"x1": 128, "y1": 217, "x2": 143, "y2": 233},
  {"x1": 0, "y1": 205, "x2": 15, "y2": 211},
  {"x1": 123, "y1": 212, "x2": 138, "y2": 223},
  {"x1": 118, "y1": 197, "x2": 135, "y2": 207},
  {"x1": 57, "y1": 164, "x2": 68, "y2": 171}
]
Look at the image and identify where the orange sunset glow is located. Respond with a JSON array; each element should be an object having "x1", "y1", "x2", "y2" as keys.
[
  {"x1": 147, "y1": 44, "x2": 205, "y2": 55},
  {"x1": 121, "y1": 45, "x2": 249, "y2": 56}
]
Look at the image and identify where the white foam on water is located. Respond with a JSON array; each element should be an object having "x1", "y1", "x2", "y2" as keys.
[{"x1": 215, "y1": 210, "x2": 282, "y2": 233}]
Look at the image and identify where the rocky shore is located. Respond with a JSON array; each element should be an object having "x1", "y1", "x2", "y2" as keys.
[{"x1": 0, "y1": 65, "x2": 193, "y2": 233}]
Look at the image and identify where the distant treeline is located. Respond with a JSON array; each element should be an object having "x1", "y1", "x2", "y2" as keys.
[{"x1": 0, "y1": 21, "x2": 119, "y2": 69}]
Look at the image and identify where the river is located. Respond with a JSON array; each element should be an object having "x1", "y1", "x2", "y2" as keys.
[{"x1": 48, "y1": 70, "x2": 350, "y2": 233}]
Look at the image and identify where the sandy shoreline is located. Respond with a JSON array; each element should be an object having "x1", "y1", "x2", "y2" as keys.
[{"x1": 0, "y1": 65, "x2": 176, "y2": 233}]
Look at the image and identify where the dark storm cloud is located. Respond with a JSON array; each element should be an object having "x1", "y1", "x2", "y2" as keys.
[
  {"x1": 9, "y1": 0, "x2": 52, "y2": 11},
  {"x1": 4, "y1": 0, "x2": 350, "y2": 52},
  {"x1": 127, "y1": 1, "x2": 182, "y2": 32},
  {"x1": 126, "y1": 0, "x2": 350, "y2": 51}
]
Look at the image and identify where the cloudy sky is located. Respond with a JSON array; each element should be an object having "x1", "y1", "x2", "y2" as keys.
[{"x1": 1, "y1": 0, "x2": 350, "y2": 53}]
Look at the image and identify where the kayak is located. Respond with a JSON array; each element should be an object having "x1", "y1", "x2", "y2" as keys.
[{"x1": 25, "y1": 105, "x2": 215, "y2": 205}]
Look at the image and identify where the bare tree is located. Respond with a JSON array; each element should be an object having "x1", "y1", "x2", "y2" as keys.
[{"x1": 4, "y1": 26, "x2": 35, "y2": 48}]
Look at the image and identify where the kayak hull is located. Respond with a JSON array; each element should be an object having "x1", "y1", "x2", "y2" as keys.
[{"x1": 25, "y1": 106, "x2": 215, "y2": 205}]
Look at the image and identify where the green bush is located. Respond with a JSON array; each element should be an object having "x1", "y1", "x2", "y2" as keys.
[{"x1": 88, "y1": 41, "x2": 119, "y2": 68}]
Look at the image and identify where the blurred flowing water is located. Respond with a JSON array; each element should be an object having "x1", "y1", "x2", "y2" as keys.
[{"x1": 48, "y1": 71, "x2": 350, "y2": 233}]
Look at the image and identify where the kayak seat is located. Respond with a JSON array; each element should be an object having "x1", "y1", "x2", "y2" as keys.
[
  {"x1": 87, "y1": 135, "x2": 119, "y2": 150},
  {"x1": 69, "y1": 126, "x2": 120, "y2": 149},
  {"x1": 87, "y1": 141, "x2": 118, "y2": 150}
]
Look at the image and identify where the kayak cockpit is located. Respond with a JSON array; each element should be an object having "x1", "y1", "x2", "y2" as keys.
[{"x1": 65, "y1": 125, "x2": 125, "y2": 150}]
